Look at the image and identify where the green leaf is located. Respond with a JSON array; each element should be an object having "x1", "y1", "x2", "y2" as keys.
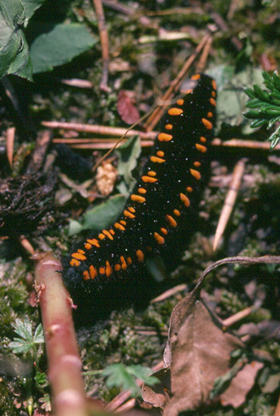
[
  {"x1": 68, "y1": 195, "x2": 127, "y2": 236},
  {"x1": 30, "y1": 23, "x2": 97, "y2": 74},
  {"x1": 115, "y1": 136, "x2": 141, "y2": 188},
  {"x1": 21, "y1": 0, "x2": 45, "y2": 23},
  {"x1": 126, "y1": 365, "x2": 159, "y2": 386},
  {"x1": 0, "y1": 0, "x2": 33, "y2": 80},
  {"x1": 9, "y1": 317, "x2": 44, "y2": 354},
  {"x1": 102, "y1": 364, "x2": 140, "y2": 396}
]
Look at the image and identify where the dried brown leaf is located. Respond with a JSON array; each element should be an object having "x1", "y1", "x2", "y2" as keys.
[
  {"x1": 220, "y1": 361, "x2": 264, "y2": 407},
  {"x1": 117, "y1": 90, "x2": 140, "y2": 125},
  {"x1": 143, "y1": 288, "x2": 244, "y2": 416}
]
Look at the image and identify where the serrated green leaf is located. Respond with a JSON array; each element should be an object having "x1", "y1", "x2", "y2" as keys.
[
  {"x1": 9, "y1": 318, "x2": 44, "y2": 354},
  {"x1": 33, "y1": 324, "x2": 44, "y2": 343},
  {"x1": 126, "y1": 365, "x2": 159, "y2": 386},
  {"x1": 30, "y1": 23, "x2": 96, "y2": 74},
  {"x1": 102, "y1": 363, "x2": 140, "y2": 395},
  {"x1": 12, "y1": 317, "x2": 33, "y2": 340},
  {"x1": 68, "y1": 195, "x2": 127, "y2": 236},
  {"x1": 0, "y1": 0, "x2": 33, "y2": 80}
]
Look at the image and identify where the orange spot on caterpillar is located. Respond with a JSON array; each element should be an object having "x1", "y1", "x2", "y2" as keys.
[
  {"x1": 124, "y1": 209, "x2": 135, "y2": 218},
  {"x1": 166, "y1": 215, "x2": 177, "y2": 228},
  {"x1": 99, "y1": 267, "x2": 105, "y2": 275},
  {"x1": 180, "y1": 193, "x2": 190, "y2": 207},
  {"x1": 157, "y1": 150, "x2": 165, "y2": 157},
  {"x1": 83, "y1": 270, "x2": 90, "y2": 280},
  {"x1": 128, "y1": 207, "x2": 135, "y2": 213},
  {"x1": 106, "y1": 261, "x2": 113, "y2": 277},
  {"x1": 131, "y1": 194, "x2": 146, "y2": 203},
  {"x1": 207, "y1": 112, "x2": 213, "y2": 118},
  {"x1": 114, "y1": 222, "x2": 125, "y2": 231},
  {"x1": 212, "y1": 79, "x2": 217, "y2": 90},
  {"x1": 158, "y1": 132, "x2": 173, "y2": 141},
  {"x1": 210, "y1": 98, "x2": 216, "y2": 106},
  {"x1": 202, "y1": 118, "x2": 213, "y2": 130},
  {"x1": 138, "y1": 187, "x2": 147, "y2": 194},
  {"x1": 136, "y1": 249, "x2": 144, "y2": 262},
  {"x1": 70, "y1": 258, "x2": 80, "y2": 267},
  {"x1": 84, "y1": 242, "x2": 92, "y2": 250},
  {"x1": 194, "y1": 161, "x2": 201, "y2": 167},
  {"x1": 71, "y1": 252, "x2": 87, "y2": 261},
  {"x1": 195, "y1": 143, "x2": 207, "y2": 153},
  {"x1": 127, "y1": 257, "x2": 132, "y2": 265},
  {"x1": 150, "y1": 156, "x2": 166, "y2": 163},
  {"x1": 120, "y1": 220, "x2": 126, "y2": 225},
  {"x1": 165, "y1": 124, "x2": 173, "y2": 130},
  {"x1": 212, "y1": 91, "x2": 216, "y2": 98},
  {"x1": 114, "y1": 264, "x2": 121, "y2": 271},
  {"x1": 87, "y1": 238, "x2": 100, "y2": 248},
  {"x1": 190, "y1": 169, "x2": 201, "y2": 180},
  {"x1": 161, "y1": 227, "x2": 168, "y2": 235},
  {"x1": 186, "y1": 186, "x2": 193, "y2": 192},
  {"x1": 89, "y1": 265, "x2": 97, "y2": 279},
  {"x1": 177, "y1": 99, "x2": 184, "y2": 106},
  {"x1": 109, "y1": 229, "x2": 115, "y2": 235},
  {"x1": 98, "y1": 233, "x2": 105, "y2": 240},
  {"x1": 120, "y1": 256, "x2": 127, "y2": 270},
  {"x1": 200, "y1": 136, "x2": 207, "y2": 143},
  {"x1": 103, "y1": 229, "x2": 114, "y2": 240},
  {"x1": 167, "y1": 108, "x2": 183, "y2": 116},
  {"x1": 148, "y1": 171, "x2": 157, "y2": 176},
  {"x1": 154, "y1": 232, "x2": 165, "y2": 245},
  {"x1": 191, "y1": 74, "x2": 201, "y2": 80},
  {"x1": 173, "y1": 209, "x2": 181, "y2": 216},
  {"x1": 77, "y1": 249, "x2": 85, "y2": 254},
  {"x1": 142, "y1": 176, "x2": 157, "y2": 183},
  {"x1": 181, "y1": 88, "x2": 193, "y2": 95}
]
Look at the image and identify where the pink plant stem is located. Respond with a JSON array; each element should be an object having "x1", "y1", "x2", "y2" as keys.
[{"x1": 35, "y1": 254, "x2": 88, "y2": 416}]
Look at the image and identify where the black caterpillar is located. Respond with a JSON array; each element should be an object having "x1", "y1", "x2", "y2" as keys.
[{"x1": 62, "y1": 73, "x2": 216, "y2": 294}]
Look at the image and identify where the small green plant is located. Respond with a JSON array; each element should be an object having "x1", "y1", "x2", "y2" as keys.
[
  {"x1": 101, "y1": 363, "x2": 159, "y2": 396},
  {"x1": 9, "y1": 317, "x2": 44, "y2": 357},
  {"x1": 244, "y1": 71, "x2": 280, "y2": 148}
]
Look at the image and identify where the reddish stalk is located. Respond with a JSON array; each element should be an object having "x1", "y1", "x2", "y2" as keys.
[{"x1": 35, "y1": 254, "x2": 89, "y2": 416}]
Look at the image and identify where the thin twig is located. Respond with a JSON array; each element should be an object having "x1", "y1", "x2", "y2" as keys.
[
  {"x1": 41, "y1": 121, "x2": 158, "y2": 140},
  {"x1": 213, "y1": 158, "x2": 247, "y2": 251},
  {"x1": 92, "y1": 0, "x2": 110, "y2": 91},
  {"x1": 196, "y1": 255, "x2": 280, "y2": 290}
]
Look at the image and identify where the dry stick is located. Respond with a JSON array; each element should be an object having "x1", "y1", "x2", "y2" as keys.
[
  {"x1": 52, "y1": 138, "x2": 154, "y2": 149},
  {"x1": 222, "y1": 306, "x2": 255, "y2": 327},
  {"x1": 6, "y1": 126, "x2": 15, "y2": 168},
  {"x1": 213, "y1": 158, "x2": 247, "y2": 251},
  {"x1": 92, "y1": 0, "x2": 110, "y2": 92},
  {"x1": 196, "y1": 36, "x2": 213, "y2": 74},
  {"x1": 196, "y1": 255, "x2": 280, "y2": 290},
  {"x1": 35, "y1": 255, "x2": 89, "y2": 416},
  {"x1": 212, "y1": 138, "x2": 280, "y2": 150},
  {"x1": 41, "y1": 121, "x2": 158, "y2": 140},
  {"x1": 144, "y1": 33, "x2": 211, "y2": 132}
]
